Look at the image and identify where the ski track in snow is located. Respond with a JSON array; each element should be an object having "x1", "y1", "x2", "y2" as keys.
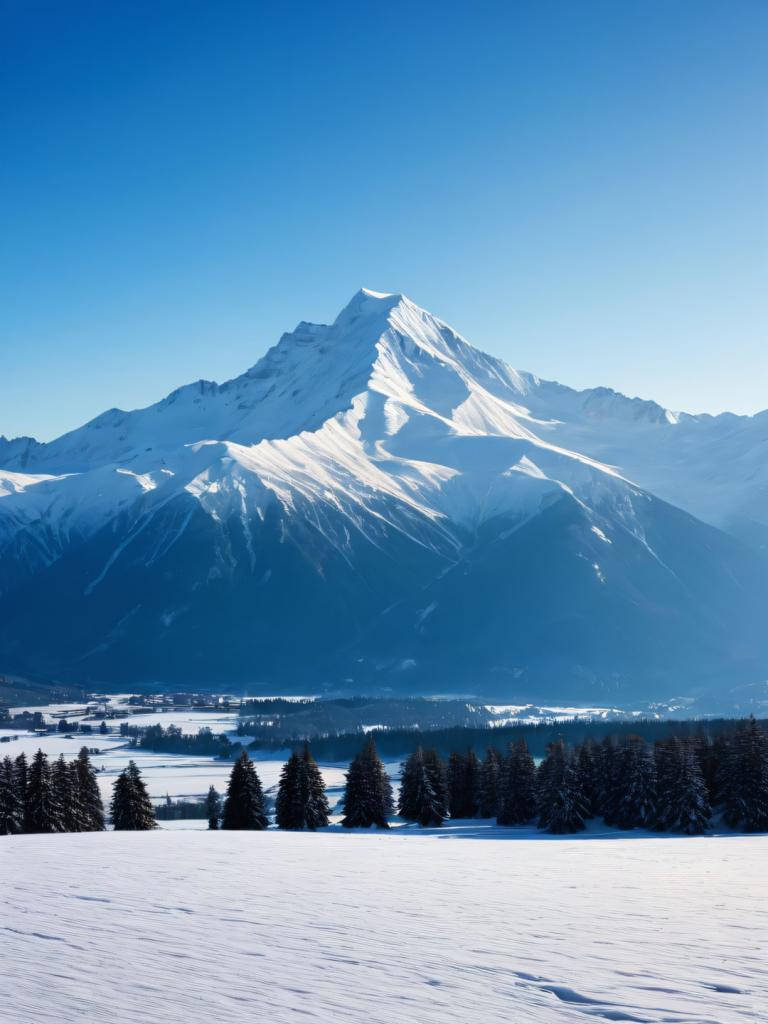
[{"x1": 2, "y1": 830, "x2": 766, "y2": 1024}]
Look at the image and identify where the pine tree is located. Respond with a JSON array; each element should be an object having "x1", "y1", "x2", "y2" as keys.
[
  {"x1": 206, "y1": 785, "x2": 222, "y2": 830},
  {"x1": 423, "y1": 749, "x2": 448, "y2": 821},
  {"x1": 577, "y1": 739, "x2": 600, "y2": 818},
  {"x1": 341, "y1": 736, "x2": 393, "y2": 829},
  {"x1": 276, "y1": 744, "x2": 330, "y2": 830},
  {"x1": 497, "y1": 739, "x2": 537, "y2": 826},
  {"x1": 447, "y1": 750, "x2": 479, "y2": 819},
  {"x1": 14, "y1": 752, "x2": 29, "y2": 831},
  {"x1": 52, "y1": 754, "x2": 80, "y2": 832},
  {"x1": 614, "y1": 736, "x2": 657, "y2": 830},
  {"x1": 655, "y1": 739, "x2": 710, "y2": 834},
  {"x1": 74, "y1": 747, "x2": 105, "y2": 831},
  {"x1": 111, "y1": 760, "x2": 157, "y2": 831},
  {"x1": 598, "y1": 736, "x2": 622, "y2": 824},
  {"x1": 25, "y1": 749, "x2": 63, "y2": 833},
  {"x1": 398, "y1": 747, "x2": 447, "y2": 826},
  {"x1": 221, "y1": 753, "x2": 268, "y2": 830},
  {"x1": 536, "y1": 742, "x2": 589, "y2": 834},
  {"x1": 722, "y1": 717, "x2": 768, "y2": 832},
  {"x1": 0, "y1": 755, "x2": 22, "y2": 835},
  {"x1": 301, "y1": 743, "x2": 330, "y2": 830},
  {"x1": 478, "y1": 747, "x2": 502, "y2": 818}
]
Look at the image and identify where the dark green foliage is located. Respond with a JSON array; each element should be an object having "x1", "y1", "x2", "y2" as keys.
[
  {"x1": 447, "y1": 748, "x2": 480, "y2": 819},
  {"x1": 0, "y1": 755, "x2": 22, "y2": 835},
  {"x1": 536, "y1": 742, "x2": 589, "y2": 834},
  {"x1": 15, "y1": 753, "x2": 28, "y2": 830},
  {"x1": 74, "y1": 747, "x2": 105, "y2": 831},
  {"x1": 497, "y1": 739, "x2": 537, "y2": 826},
  {"x1": 614, "y1": 736, "x2": 657, "y2": 830},
  {"x1": 477, "y1": 747, "x2": 502, "y2": 818},
  {"x1": 341, "y1": 736, "x2": 394, "y2": 828},
  {"x1": 206, "y1": 785, "x2": 222, "y2": 829},
  {"x1": 577, "y1": 739, "x2": 600, "y2": 818},
  {"x1": 52, "y1": 754, "x2": 80, "y2": 832},
  {"x1": 275, "y1": 743, "x2": 330, "y2": 830},
  {"x1": 221, "y1": 752, "x2": 268, "y2": 830},
  {"x1": 721, "y1": 717, "x2": 768, "y2": 832},
  {"x1": 654, "y1": 739, "x2": 711, "y2": 834},
  {"x1": 25, "y1": 749, "x2": 63, "y2": 833},
  {"x1": 110, "y1": 760, "x2": 157, "y2": 831},
  {"x1": 398, "y1": 747, "x2": 447, "y2": 826}
]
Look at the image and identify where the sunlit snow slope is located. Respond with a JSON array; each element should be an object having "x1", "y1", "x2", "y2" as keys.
[
  {"x1": 1, "y1": 289, "x2": 766, "y2": 702},
  {"x1": 3, "y1": 829, "x2": 767, "y2": 1024}
]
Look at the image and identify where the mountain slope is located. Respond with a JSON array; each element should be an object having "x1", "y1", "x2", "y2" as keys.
[{"x1": 1, "y1": 289, "x2": 766, "y2": 703}]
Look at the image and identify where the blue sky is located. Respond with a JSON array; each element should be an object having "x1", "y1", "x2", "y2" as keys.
[{"x1": 1, "y1": 0, "x2": 766, "y2": 441}]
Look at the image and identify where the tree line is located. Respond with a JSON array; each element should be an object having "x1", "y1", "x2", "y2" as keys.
[
  {"x1": 3, "y1": 717, "x2": 766, "y2": 836},
  {"x1": 267, "y1": 714, "x2": 768, "y2": 762}
]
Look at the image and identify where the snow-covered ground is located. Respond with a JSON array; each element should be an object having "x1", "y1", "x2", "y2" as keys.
[{"x1": 2, "y1": 828, "x2": 766, "y2": 1023}]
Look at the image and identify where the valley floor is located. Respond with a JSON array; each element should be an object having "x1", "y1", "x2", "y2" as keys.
[{"x1": 2, "y1": 828, "x2": 767, "y2": 1023}]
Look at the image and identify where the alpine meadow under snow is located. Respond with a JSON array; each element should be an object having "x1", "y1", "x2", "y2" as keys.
[{"x1": 1, "y1": 289, "x2": 767, "y2": 706}]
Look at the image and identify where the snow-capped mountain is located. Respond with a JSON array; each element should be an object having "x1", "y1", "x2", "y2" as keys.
[{"x1": 1, "y1": 289, "x2": 766, "y2": 704}]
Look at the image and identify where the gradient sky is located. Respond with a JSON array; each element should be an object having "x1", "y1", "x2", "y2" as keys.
[{"x1": 2, "y1": 0, "x2": 766, "y2": 442}]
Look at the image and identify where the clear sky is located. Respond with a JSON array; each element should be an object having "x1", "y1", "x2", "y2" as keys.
[{"x1": 2, "y1": 0, "x2": 766, "y2": 441}]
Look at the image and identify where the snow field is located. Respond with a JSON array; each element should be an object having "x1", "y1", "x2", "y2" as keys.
[{"x1": 2, "y1": 829, "x2": 766, "y2": 1024}]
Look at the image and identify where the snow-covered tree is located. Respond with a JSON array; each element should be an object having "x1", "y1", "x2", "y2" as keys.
[
  {"x1": 341, "y1": 737, "x2": 393, "y2": 829},
  {"x1": 221, "y1": 753, "x2": 268, "y2": 830}
]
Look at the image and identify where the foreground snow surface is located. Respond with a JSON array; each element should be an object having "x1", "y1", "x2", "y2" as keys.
[{"x1": 3, "y1": 830, "x2": 766, "y2": 1024}]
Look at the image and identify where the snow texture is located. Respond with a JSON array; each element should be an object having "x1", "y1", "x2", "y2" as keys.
[{"x1": 2, "y1": 828, "x2": 766, "y2": 1023}]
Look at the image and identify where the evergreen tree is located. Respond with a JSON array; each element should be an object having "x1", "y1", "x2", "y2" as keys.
[
  {"x1": 74, "y1": 747, "x2": 105, "y2": 831},
  {"x1": 221, "y1": 753, "x2": 268, "y2": 830},
  {"x1": 477, "y1": 747, "x2": 502, "y2": 818},
  {"x1": 598, "y1": 737, "x2": 622, "y2": 824},
  {"x1": 423, "y1": 749, "x2": 449, "y2": 821},
  {"x1": 577, "y1": 739, "x2": 600, "y2": 818},
  {"x1": 14, "y1": 752, "x2": 29, "y2": 831},
  {"x1": 111, "y1": 760, "x2": 157, "y2": 831},
  {"x1": 497, "y1": 739, "x2": 537, "y2": 826},
  {"x1": 722, "y1": 717, "x2": 768, "y2": 832},
  {"x1": 536, "y1": 742, "x2": 589, "y2": 834},
  {"x1": 276, "y1": 744, "x2": 330, "y2": 830},
  {"x1": 447, "y1": 749, "x2": 480, "y2": 819},
  {"x1": 654, "y1": 739, "x2": 711, "y2": 834},
  {"x1": 52, "y1": 754, "x2": 80, "y2": 832},
  {"x1": 0, "y1": 755, "x2": 22, "y2": 835},
  {"x1": 398, "y1": 747, "x2": 446, "y2": 826},
  {"x1": 341, "y1": 736, "x2": 393, "y2": 828},
  {"x1": 25, "y1": 749, "x2": 63, "y2": 833},
  {"x1": 614, "y1": 736, "x2": 656, "y2": 830},
  {"x1": 206, "y1": 785, "x2": 222, "y2": 830},
  {"x1": 397, "y1": 747, "x2": 425, "y2": 822},
  {"x1": 99, "y1": 721, "x2": 108, "y2": 735}
]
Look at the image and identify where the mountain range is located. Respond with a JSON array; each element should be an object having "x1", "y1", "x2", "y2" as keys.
[{"x1": 1, "y1": 288, "x2": 766, "y2": 708}]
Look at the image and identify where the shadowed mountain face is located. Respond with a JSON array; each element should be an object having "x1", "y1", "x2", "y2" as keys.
[{"x1": 1, "y1": 289, "x2": 767, "y2": 705}]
